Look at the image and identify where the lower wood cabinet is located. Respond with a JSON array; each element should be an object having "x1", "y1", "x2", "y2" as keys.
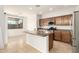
[
  {"x1": 61, "y1": 31, "x2": 72, "y2": 44},
  {"x1": 48, "y1": 30, "x2": 72, "y2": 50},
  {"x1": 54, "y1": 30, "x2": 61, "y2": 41},
  {"x1": 54, "y1": 30, "x2": 72, "y2": 44}
]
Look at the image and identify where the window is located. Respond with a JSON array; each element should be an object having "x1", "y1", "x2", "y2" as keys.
[{"x1": 8, "y1": 17, "x2": 23, "y2": 29}]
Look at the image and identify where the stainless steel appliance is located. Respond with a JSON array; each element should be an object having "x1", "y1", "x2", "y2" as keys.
[{"x1": 73, "y1": 11, "x2": 79, "y2": 52}]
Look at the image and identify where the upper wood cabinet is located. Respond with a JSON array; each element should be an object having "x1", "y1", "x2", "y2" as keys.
[
  {"x1": 39, "y1": 14, "x2": 72, "y2": 26},
  {"x1": 39, "y1": 17, "x2": 54, "y2": 26},
  {"x1": 40, "y1": 18, "x2": 49, "y2": 26},
  {"x1": 55, "y1": 15, "x2": 72, "y2": 25},
  {"x1": 62, "y1": 16, "x2": 68, "y2": 25},
  {"x1": 39, "y1": 19, "x2": 43, "y2": 26},
  {"x1": 54, "y1": 16, "x2": 62, "y2": 25},
  {"x1": 50, "y1": 17, "x2": 55, "y2": 23},
  {"x1": 43, "y1": 19, "x2": 49, "y2": 26},
  {"x1": 68, "y1": 15, "x2": 72, "y2": 25},
  {"x1": 62, "y1": 15, "x2": 72, "y2": 25}
]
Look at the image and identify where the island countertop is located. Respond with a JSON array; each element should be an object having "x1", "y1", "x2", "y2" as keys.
[
  {"x1": 25, "y1": 30, "x2": 54, "y2": 52},
  {"x1": 24, "y1": 30, "x2": 53, "y2": 37}
]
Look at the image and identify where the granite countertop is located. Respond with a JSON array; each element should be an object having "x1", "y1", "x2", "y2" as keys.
[
  {"x1": 39, "y1": 26, "x2": 72, "y2": 31},
  {"x1": 24, "y1": 30, "x2": 53, "y2": 37},
  {"x1": 56, "y1": 28, "x2": 72, "y2": 31},
  {"x1": 24, "y1": 28, "x2": 71, "y2": 37}
]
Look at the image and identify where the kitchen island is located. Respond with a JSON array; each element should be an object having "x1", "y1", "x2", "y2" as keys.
[{"x1": 25, "y1": 30, "x2": 53, "y2": 53}]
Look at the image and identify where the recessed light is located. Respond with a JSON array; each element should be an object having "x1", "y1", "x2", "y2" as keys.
[
  {"x1": 49, "y1": 8, "x2": 53, "y2": 11},
  {"x1": 29, "y1": 7, "x2": 33, "y2": 10}
]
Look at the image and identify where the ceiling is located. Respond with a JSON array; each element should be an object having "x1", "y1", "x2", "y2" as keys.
[{"x1": 4, "y1": 5, "x2": 77, "y2": 14}]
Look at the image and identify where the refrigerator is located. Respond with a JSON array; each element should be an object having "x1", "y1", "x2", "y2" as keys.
[{"x1": 73, "y1": 11, "x2": 79, "y2": 52}]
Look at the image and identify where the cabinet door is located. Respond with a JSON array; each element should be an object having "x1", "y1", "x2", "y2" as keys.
[
  {"x1": 61, "y1": 31, "x2": 72, "y2": 44},
  {"x1": 55, "y1": 16, "x2": 62, "y2": 25},
  {"x1": 67, "y1": 15, "x2": 72, "y2": 25},
  {"x1": 39, "y1": 18, "x2": 49, "y2": 26},
  {"x1": 54, "y1": 30, "x2": 61, "y2": 41},
  {"x1": 50, "y1": 17, "x2": 55, "y2": 24},
  {"x1": 62, "y1": 15, "x2": 72, "y2": 25},
  {"x1": 62, "y1": 16, "x2": 68, "y2": 25},
  {"x1": 39, "y1": 19, "x2": 43, "y2": 26},
  {"x1": 43, "y1": 19, "x2": 49, "y2": 26}
]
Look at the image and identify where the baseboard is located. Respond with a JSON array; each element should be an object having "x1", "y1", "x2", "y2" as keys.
[{"x1": 26, "y1": 42, "x2": 42, "y2": 53}]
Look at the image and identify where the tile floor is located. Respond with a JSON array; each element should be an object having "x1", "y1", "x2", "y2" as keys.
[
  {"x1": 50, "y1": 41, "x2": 72, "y2": 53},
  {"x1": 0, "y1": 35, "x2": 72, "y2": 53},
  {"x1": 0, "y1": 35, "x2": 40, "y2": 53}
]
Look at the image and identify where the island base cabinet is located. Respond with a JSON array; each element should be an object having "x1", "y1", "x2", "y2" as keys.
[
  {"x1": 49, "y1": 33, "x2": 53, "y2": 50},
  {"x1": 26, "y1": 34, "x2": 49, "y2": 53}
]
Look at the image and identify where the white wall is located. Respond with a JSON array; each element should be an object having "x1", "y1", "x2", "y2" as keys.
[
  {"x1": 7, "y1": 13, "x2": 37, "y2": 37},
  {"x1": 8, "y1": 29, "x2": 25, "y2": 37},
  {"x1": 25, "y1": 14, "x2": 37, "y2": 31},
  {"x1": 0, "y1": 6, "x2": 6, "y2": 48},
  {"x1": 4, "y1": 8, "x2": 37, "y2": 37}
]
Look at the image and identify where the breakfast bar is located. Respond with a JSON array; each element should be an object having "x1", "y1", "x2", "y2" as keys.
[{"x1": 25, "y1": 30, "x2": 53, "y2": 53}]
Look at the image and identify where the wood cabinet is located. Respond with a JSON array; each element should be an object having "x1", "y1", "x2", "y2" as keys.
[
  {"x1": 39, "y1": 17, "x2": 54, "y2": 26},
  {"x1": 62, "y1": 16, "x2": 68, "y2": 25},
  {"x1": 50, "y1": 17, "x2": 55, "y2": 24},
  {"x1": 54, "y1": 30, "x2": 61, "y2": 41},
  {"x1": 62, "y1": 15, "x2": 72, "y2": 25},
  {"x1": 54, "y1": 30, "x2": 72, "y2": 44},
  {"x1": 39, "y1": 18, "x2": 49, "y2": 26},
  {"x1": 39, "y1": 19, "x2": 43, "y2": 26},
  {"x1": 68, "y1": 15, "x2": 72, "y2": 25},
  {"x1": 61, "y1": 31, "x2": 72, "y2": 44},
  {"x1": 54, "y1": 15, "x2": 72, "y2": 25},
  {"x1": 49, "y1": 33, "x2": 53, "y2": 50},
  {"x1": 39, "y1": 15, "x2": 72, "y2": 26},
  {"x1": 55, "y1": 16, "x2": 62, "y2": 25}
]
